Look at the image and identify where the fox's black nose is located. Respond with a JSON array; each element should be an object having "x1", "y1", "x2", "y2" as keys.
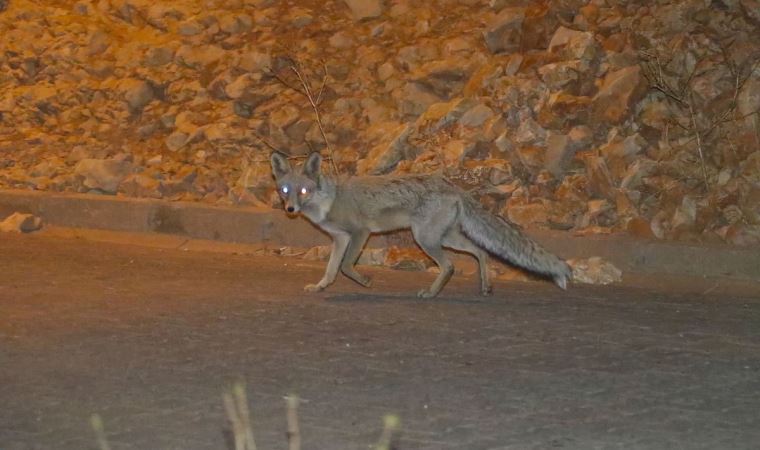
[{"x1": 286, "y1": 206, "x2": 295, "y2": 213}]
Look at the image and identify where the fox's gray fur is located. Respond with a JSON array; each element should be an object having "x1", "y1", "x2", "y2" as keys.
[{"x1": 271, "y1": 151, "x2": 572, "y2": 297}]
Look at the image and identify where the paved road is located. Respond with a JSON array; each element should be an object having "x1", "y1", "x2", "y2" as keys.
[{"x1": 1, "y1": 233, "x2": 759, "y2": 449}]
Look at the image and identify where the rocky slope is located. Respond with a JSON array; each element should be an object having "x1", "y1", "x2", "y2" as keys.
[{"x1": 1, "y1": 0, "x2": 759, "y2": 245}]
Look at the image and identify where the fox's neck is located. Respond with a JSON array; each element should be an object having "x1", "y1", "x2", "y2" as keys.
[
  {"x1": 321, "y1": 172, "x2": 349, "y2": 185},
  {"x1": 302, "y1": 175, "x2": 337, "y2": 224}
]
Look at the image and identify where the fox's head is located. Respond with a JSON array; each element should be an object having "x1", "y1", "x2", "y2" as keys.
[{"x1": 270, "y1": 151, "x2": 323, "y2": 215}]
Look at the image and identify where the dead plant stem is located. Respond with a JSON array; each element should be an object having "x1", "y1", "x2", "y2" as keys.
[
  {"x1": 286, "y1": 395, "x2": 301, "y2": 450},
  {"x1": 687, "y1": 94, "x2": 710, "y2": 188},
  {"x1": 289, "y1": 64, "x2": 339, "y2": 176}
]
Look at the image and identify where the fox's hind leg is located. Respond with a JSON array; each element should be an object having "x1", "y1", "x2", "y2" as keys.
[
  {"x1": 411, "y1": 207, "x2": 457, "y2": 298},
  {"x1": 443, "y1": 229, "x2": 492, "y2": 296}
]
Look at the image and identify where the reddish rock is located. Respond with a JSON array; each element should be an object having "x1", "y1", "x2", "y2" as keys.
[
  {"x1": 536, "y1": 92, "x2": 592, "y2": 129},
  {"x1": 74, "y1": 159, "x2": 133, "y2": 194},
  {"x1": 343, "y1": 0, "x2": 383, "y2": 21},
  {"x1": 568, "y1": 257, "x2": 622, "y2": 285},
  {"x1": 591, "y1": 66, "x2": 646, "y2": 125},
  {"x1": 505, "y1": 201, "x2": 550, "y2": 227},
  {"x1": 119, "y1": 174, "x2": 162, "y2": 199},
  {"x1": 584, "y1": 156, "x2": 615, "y2": 200},
  {"x1": 384, "y1": 246, "x2": 431, "y2": 271},
  {"x1": 521, "y1": 5, "x2": 556, "y2": 51},
  {"x1": 724, "y1": 224, "x2": 760, "y2": 246},
  {"x1": 626, "y1": 216, "x2": 656, "y2": 239},
  {"x1": 483, "y1": 7, "x2": 526, "y2": 54},
  {"x1": 0, "y1": 212, "x2": 43, "y2": 233},
  {"x1": 547, "y1": 27, "x2": 599, "y2": 62}
]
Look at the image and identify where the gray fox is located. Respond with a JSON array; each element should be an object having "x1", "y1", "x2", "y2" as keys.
[{"x1": 270, "y1": 151, "x2": 572, "y2": 297}]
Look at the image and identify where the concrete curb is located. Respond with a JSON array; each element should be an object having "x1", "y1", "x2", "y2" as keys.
[{"x1": 2, "y1": 189, "x2": 759, "y2": 282}]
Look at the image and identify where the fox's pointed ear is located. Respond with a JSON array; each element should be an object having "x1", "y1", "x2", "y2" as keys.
[
  {"x1": 270, "y1": 151, "x2": 291, "y2": 179},
  {"x1": 302, "y1": 152, "x2": 322, "y2": 179}
]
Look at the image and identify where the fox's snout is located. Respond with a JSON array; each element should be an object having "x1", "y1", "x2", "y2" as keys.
[{"x1": 284, "y1": 200, "x2": 300, "y2": 214}]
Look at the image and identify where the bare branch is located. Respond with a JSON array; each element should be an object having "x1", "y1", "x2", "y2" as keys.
[
  {"x1": 90, "y1": 414, "x2": 111, "y2": 450},
  {"x1": 223, "y1": 383, "x2": 257, "y2": 450},
  {"x1": 640, "y1": 43, "x2": 760, "y2": 190},
  {"x1": 250, "y1": 131, "x2": 281, "y2": 153},
  {"x1": 265, "y1": 55, "x2": 340, "y2": 176},
  {"x1": 267, "y1": 68, "x2": 305, "y2": 97},
  {"x1": 640, "y1": 51, "x2": 687, "y2": 106},
  {"x1": 285, "y1": 395, "x2": 301, "y2": 450},
  {"x1": 315, "y1": 62, "x2": 329, "y2": 106},
  {"x1": 687, "y1": 93, "x2": 710, "y2": 188},
  {"x1": 374, "y1": 415, "x2": 400, "y2": 450},
  {"x1": 286, "y1": 60, "x2": 339, "y2": 176}
]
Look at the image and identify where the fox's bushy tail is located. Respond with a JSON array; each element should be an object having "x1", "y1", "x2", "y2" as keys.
[{"x1": 458, "y1": 197, "x2": 572, "y2": 289}]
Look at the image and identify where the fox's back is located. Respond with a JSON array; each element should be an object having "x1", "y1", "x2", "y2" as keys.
[
  {"x1": 327, "y1": 174, "x2": 463, "y2": 232},
  {"x1": 339, "y1": 174, "x2": 460, "y2": 208}
]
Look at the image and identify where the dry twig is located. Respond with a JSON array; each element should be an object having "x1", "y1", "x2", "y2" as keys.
[
  {"x1": 90, "y1": 414, "x2": 111, "y2": 450},
  {"x1": 374, "y1": 414, "x2": 400, "y2": 450},
  {"x1": 223, "y1": 382, "x2": 257, "y2": 450},
  {"x1": 285, "y1": 395, "x2": 301, "y2": 450},
  {"x1": 687, "y1": 93, "x2": 709, "y2": 187},
  {"x1": 640, "y1": 42, "x2": 760, "y2": 189},
  {"x1": 268, "y1": 57, "x2": 339, "y2": 176},
  {"x1": 250, "y1": 131, "x2": 281, "y2": 154}
]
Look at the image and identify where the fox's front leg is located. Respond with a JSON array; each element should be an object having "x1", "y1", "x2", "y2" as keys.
[
  {"x1": 340, "y1": 229, "x2": 372, "y2": 288},
  {"x1": 304, "y1": 232, "x2": 350, "y2": 293}
]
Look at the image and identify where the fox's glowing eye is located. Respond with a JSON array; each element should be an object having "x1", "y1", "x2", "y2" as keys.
[
  {"x1": 281, "y1": 186, "x2": 289, "y2": 194},
  {"x1": 300, "y1": 187, "x2": 308, "y2": 195}
]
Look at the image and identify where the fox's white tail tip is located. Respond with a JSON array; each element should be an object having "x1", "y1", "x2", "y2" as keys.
[{"x1": 554, "y1": 263, "x2": 572, "y2": 290}]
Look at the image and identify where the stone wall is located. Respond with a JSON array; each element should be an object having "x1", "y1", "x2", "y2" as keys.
[{"x1": 1, "y1": 0, "x2": 759, "y2": 244}]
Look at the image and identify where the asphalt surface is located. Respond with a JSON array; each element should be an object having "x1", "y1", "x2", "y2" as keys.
[{"x1": 1, "y1": 232, "x2": 759, "y2": 449}]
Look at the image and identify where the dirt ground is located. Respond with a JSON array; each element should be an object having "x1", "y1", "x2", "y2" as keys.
[{"x1": 1, "y1": 232, "x2": 759, "y2": 449}]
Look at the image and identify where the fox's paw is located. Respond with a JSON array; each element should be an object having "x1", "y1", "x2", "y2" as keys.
[
  {"x1": 356, "y1": 275, "x2": 372, "y2": 288},
  {"x1": 342, "y1": 268, "x2": 372, "y2": 288},
  {"x1": 304, "y1": 283, "x2": 325, "y2": 293},
  {"x1": 480, "y1": 285, "x2": 493, "y2": 296},
  {"x1": 416, "y1": 289, "x2": 437, "y2": 299}
]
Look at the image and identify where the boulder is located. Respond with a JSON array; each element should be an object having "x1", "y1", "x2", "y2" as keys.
[
  {"x1": 591, "y1": 66, "x2": 646, "y2": 125},
  {"x1": 74, "y1": 159, "x2": 133, "y2": 194},
  {"x1": 0, "y1": 213, "x2": 43, "y2": 233},
  {"x1": 344, "y1": 0, "x2": 383, "y2": 21},
  {"x1": 483, "y1": 7, "x2": 526, "y2": 54}
]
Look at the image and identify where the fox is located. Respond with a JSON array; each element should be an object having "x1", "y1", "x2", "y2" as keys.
[{"x1": 270, "y1": 151, "x2": 572, "y2": 298}]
